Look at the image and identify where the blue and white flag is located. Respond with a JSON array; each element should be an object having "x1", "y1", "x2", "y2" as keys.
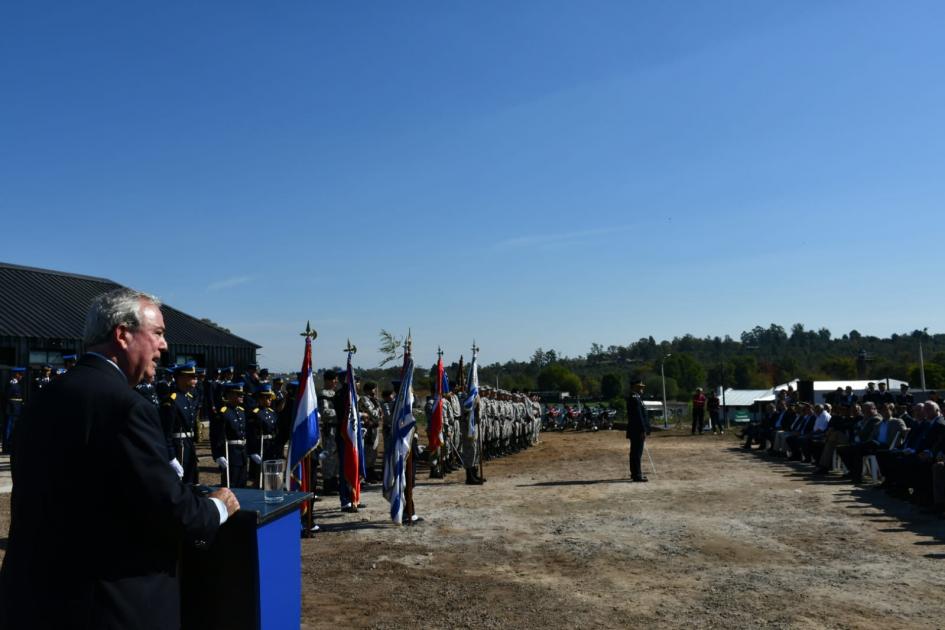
[
  {"x1": 289, "y1": 335, "x2": 320, "y2": 491},
  {"x1": 383, "y1": 356, "x2": 416, "y2": 525},
  {"x1": 463, "y1": 352, "x2": 479, "y2": 438}
]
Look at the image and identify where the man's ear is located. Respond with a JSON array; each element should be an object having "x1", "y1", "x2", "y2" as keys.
[{"x1": 113, "y1": 324, "x2": 132, "y2": 349}]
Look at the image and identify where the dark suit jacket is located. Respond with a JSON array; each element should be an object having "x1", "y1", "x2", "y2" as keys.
[
  {"x1": 0, "y1": 354, "x2": 221, "y2": 630},
  {"x1": 625, "y1": 393, "x2": 649, "y2": 437}
]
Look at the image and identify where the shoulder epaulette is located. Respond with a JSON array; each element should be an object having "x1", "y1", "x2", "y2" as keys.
[
  {"x1": 170, "y1": 392, "x2": 177, "y2": 400},
  {"x1": 220, "y1": 406, "x2": 228, "y2": 413},
  {"x1": 252, "y1": 408, "x2": 259, "y2": 414}
]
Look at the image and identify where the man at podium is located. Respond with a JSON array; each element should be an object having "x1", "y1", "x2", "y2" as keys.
[{"x1": 0, "y1": 288, "x2": 239, "y2": 630}]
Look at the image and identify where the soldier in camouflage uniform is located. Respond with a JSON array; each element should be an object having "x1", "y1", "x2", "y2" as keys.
[
  {"x1": 319, "y1": 370, "x2": 340, "y2": 495},
  {"x1": 358, "y1": 381, "x2": 383, "y2": 482},
  {"x1": 448, "y1": 390, "x2": 462, "y2": 470}
]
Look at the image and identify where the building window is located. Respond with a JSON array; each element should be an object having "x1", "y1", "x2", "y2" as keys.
[
  {"x1": 29, "y1": 350, "x2": 63, "y2": 366},
  {"x1": 175, "y1": 354, "x2": 204, "y2": 367}
]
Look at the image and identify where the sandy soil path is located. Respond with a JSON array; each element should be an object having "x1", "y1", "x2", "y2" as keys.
[{"x1": 2, "y1": 428, "x2": 943, "y2": 629}]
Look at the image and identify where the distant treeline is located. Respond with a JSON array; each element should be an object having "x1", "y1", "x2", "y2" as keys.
[{"x1": 345, "y1": 324, "x2": 945, "y2": 403}]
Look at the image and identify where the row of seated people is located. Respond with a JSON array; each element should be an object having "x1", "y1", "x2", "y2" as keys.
[{"x1": 741, "y1": 399, "x2": 945, "y2": 514}]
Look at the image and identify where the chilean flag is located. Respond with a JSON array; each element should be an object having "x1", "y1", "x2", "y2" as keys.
[
  {"x1": 428, "y1": 355, "x2": 446, "y2": 452},
  {"x1": 289, "y1": 334, "x2": 320, "y2": 492},
  {"x1": 341, "y1": 352, "x2": 361, "y2": 506}
]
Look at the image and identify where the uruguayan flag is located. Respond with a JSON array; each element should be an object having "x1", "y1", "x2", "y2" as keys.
[
  {"x1": 383, "y1": 357, "x2": 416, "y2": 524},
  {"x1": 289, "y1": 336, "x2": 319, "y2": 489},
  {"x1": 463, "y1": 354, "x2": 479, "y2": 437}
]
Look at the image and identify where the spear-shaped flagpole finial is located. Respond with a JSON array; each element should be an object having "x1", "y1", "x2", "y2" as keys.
[
  {"x1": 300, "y1": 321, "x2": 318, "y2": 339},
  {"x1": 404, "y1": 329, "x2": 412, "y2": 354},
  {"x1": 437, "y1": 346, "x2": 444, "y2": 360},
  {"x1": 344, "y1": 339, "x2": 357, "y2": 354},
  {"x1": 471, "y1": 339, "x2": 479, "y2": 356}
]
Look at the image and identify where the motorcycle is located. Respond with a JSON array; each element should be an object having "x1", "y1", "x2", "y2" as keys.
[
  {"x1": 600, "y1": 408, "x2": 616, "y2": 431},
  {"x1": 564, "y1": 405, "x2": 581, "y2": 431}
]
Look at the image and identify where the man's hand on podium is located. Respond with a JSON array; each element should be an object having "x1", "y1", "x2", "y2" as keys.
[{"x1": 209, "y1": 487, "x2": 240, "y2": 517}]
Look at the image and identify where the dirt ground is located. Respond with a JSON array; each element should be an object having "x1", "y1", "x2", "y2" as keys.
[{"x1": 2, "y1": 428, "x2": 944, "y2": 629}]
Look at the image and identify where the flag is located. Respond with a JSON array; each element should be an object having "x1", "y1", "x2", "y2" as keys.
[
  {"x1": 428, "y1": 355, "x2": 445, "y2": 452},
  {"x1": 383, "y1": 355, "x2": 416, "y2": 524},
  {"x1": 289, "y1": 334, "x2": 320, "y2": 493},
  {"x1": 341, "y1": 351, "x2": 361, "y2": 506},
  {"x1": 463, "y1": 352, "x2": 479, "y2": 438}
]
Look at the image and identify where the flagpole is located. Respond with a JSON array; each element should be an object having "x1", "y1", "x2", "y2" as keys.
[
  {"x1": 472, "y1": 340, "x2": 484, "y2": 483},
  {"x1": 296, "y1": 322, "x2": 318, "y2": 537},
  {"x1": 344, "y1": 339, "x2": 361, "y2": 508}
]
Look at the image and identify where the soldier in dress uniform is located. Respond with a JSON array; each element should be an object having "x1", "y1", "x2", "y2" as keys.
[
  {"x1": 271, "y1": 375, "x2": 287, "y2": 414},
  {"x1": 3, "y1": 368, "x2": 26, "y2": 455},
  {"x1": 248, "y1": 384, "x2": 280, "y2": 487},
  {"x1": 193, "y1": 368, "x2": 206, "y2": 414},
  {"x1": 211, "y1": 382, "x2": 249, "y2": 488},
  {"x1": 33, "y1": 365, "x2": 53, "y2": 394},
  {"x1": 155, "y1": 366, "x2": 174, "y2": 400},
  {"x1": 61, "y1": 354, "x2": 77, "y2": 373},
  {"x1": 159, "y1": 363, "x2": 199, "y2": 483},
  {"x1": 212, "y1": 366, "x2": 233, "y2": 421},
  {"x1": 243, "y1": 363, "x2": 262, "y2": 411},
  {"x1": 274, "y1": 380, "x2": 298, "y2": 463},
  {"x1": 135, "y1": 372, "x2": 160, "y2": 406}
]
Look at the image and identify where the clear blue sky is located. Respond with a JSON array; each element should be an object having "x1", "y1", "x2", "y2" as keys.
[{"x1": 3, "y1": 1, "x2": 943, "y2": 371}]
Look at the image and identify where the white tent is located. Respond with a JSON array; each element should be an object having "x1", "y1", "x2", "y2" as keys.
[{"x1": 755, "y1": 378, "x2": 910, "y2": 404}]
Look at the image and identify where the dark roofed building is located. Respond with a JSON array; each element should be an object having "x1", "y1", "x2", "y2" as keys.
[{"x1": 0, "y1": 262, "x2": 260, "y2": 395}]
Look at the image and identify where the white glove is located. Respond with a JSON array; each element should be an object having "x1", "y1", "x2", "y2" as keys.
[
  {"x1": 250, "y1": 454, "x2": 263, "y2": 465},
  {"x1": 216, "y1": 457, "x2": 228, "y2": 469},
  {"x1": 169, "y1": 458, "x2": 184, "y2": 479}
]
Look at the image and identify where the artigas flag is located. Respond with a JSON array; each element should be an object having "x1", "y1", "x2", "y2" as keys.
[
  {"x1": 428, "y1": 355, "x2": 446, "y2": 452},
  {"x1": 341, "y1": 351, "x2": 362, "y2": 506}
]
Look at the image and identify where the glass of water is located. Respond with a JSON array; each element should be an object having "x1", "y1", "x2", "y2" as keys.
[{"x1": 262, "y1": 459, "x2": 285, "y2": 504}]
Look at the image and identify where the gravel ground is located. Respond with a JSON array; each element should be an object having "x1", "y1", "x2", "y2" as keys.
[{"x1": 2, "y1": 428, "x2": 943, "y2": 629}]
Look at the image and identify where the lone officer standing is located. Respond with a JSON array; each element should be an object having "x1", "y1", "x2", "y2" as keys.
[
  {"x1": 160, "y1": 363, "x2": 200, "y2": 483},
  {"x1": 3, "y1": 368, "x2": 26, "y2": 455},
  {"x1": 211, "y1": 382, "x2": 249, "y2": 488},
  {"x1": 626, "y1": 377, "x2": 651, "y2": 482}
]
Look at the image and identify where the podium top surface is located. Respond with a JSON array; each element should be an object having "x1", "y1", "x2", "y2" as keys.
[{"x1": 228, "y1": 488, "x2": 314, "y2": 526}]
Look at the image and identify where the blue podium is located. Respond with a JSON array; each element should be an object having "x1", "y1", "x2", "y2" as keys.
[{"x1": 181, "y1": 488, "x2": 312, "y2": 630}]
